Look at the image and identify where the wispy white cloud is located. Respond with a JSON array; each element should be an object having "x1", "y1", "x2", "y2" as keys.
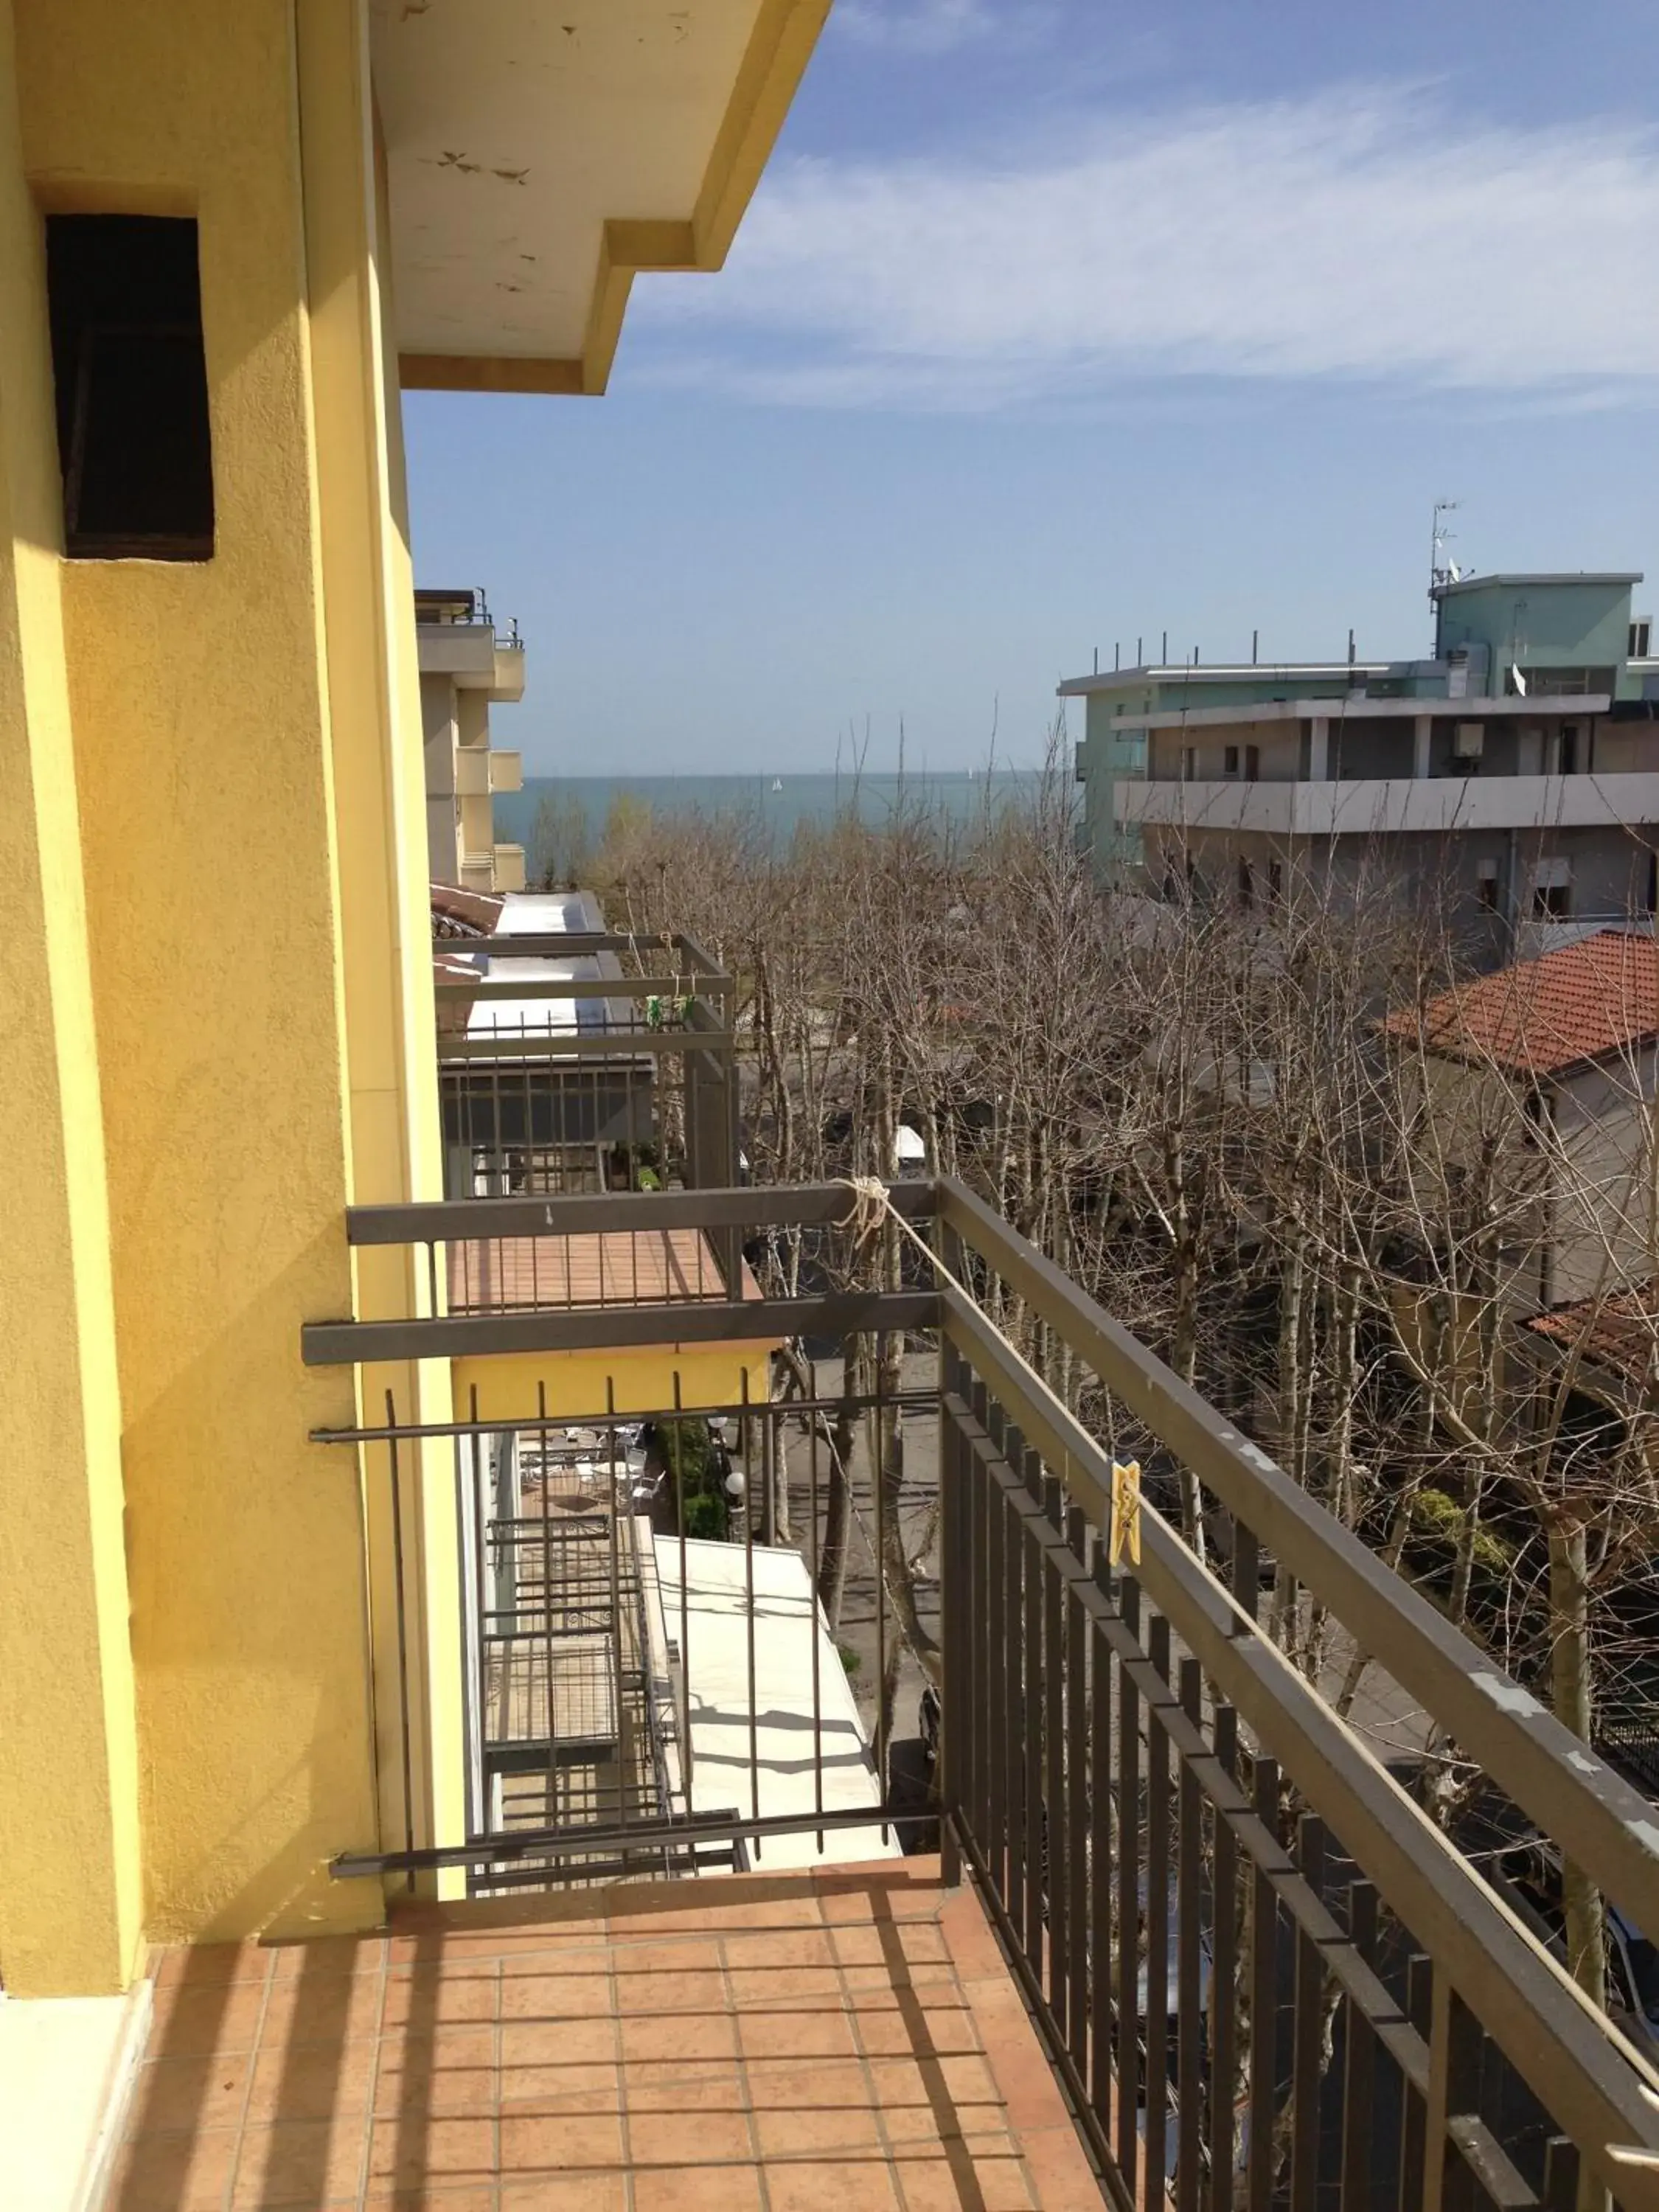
[
  {"x1": 832, "y1": 0, "x2": 1012, "y2": 55},
  {"x1": 633, "y1": 91, "x2": 1659, "y2": 408}
]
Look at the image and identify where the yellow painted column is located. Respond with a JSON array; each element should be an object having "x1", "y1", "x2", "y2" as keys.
[
  {"x1": 0, "y1": 0, "x2": 142, "y2": 1995},
  {"x1": 15, "y1": 0, "x2": 381, "y2": 1943},
  {"x1": 296, "y1": 0, "x2": 465, "y2": 1896}
]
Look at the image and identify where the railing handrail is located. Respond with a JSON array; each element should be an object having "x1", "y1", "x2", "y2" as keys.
[
  {"x1": 340, "y1": 1180, "x2": 933, "y2": 1248},
  {"x1": 942, "y1": 1372, "x2": 1659, "y2": 2209},
  {"x1": 434, "y1": 931, "x2": 730, "y2": 979},
  {"x1": 937, "y1": 1175, "x2": 1659, "y2": 1955}
]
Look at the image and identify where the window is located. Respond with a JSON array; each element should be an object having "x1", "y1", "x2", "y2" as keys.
[
  {"x1": 1223, "y1": 745, "x2": 1239, "y2": 776},
  {"x1": 1546, "y1": 724, "x2": 1581, "y2": 776},
  {"x1": 1237, "y1": 855, "x2": 1253, "y2": 910},
  {"x1": 1180, "y1": 745, "x2": 1198, "y2": 780},
  {"x1": 1244, "y1": 744, "x2": 1259, "y2": 782},
  {"x1": 46, "y1": 215, "x2": 213, "y2": 559},
  {"x1": 1631, "y1": 620, "x2": 1652, "y2": 658},
  {"x1": 1646, "y1": 849, "x2": 1658, "y2": 914},
  {"x1": 1477, "y1": 861, "x2": 1500, "y2": 912},
  {"x1": 1223, "y1": 743, "x2": 1261, "y2": 781},
  {"x1": 1531, "y1": 856, "x2": 1571, "y2": 918},
  {"x1": 1267, "y1": 860, "x2": 1284, "y2": 902}
]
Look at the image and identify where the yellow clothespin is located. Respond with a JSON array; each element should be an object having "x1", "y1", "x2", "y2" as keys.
[{"x1": 1109, "y1": 1460, "x2": 1142, "y2": 1568}]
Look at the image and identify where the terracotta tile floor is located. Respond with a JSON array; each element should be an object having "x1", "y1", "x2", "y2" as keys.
[{"x1": 111, "y1": 1858, "x2": 1103, "y2": 2212}]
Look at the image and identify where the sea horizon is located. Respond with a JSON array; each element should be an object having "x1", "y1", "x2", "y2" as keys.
[{"x1": 491, "y1": 766, "x2": 1044, "y2": 856}]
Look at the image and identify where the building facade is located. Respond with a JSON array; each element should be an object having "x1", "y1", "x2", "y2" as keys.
[
  {"x1": 418, "y1": 585, "x2": 526, "y2": 894},
  {"x1": 1066, "y1": 573, "x2": 1659, "y2": 960}
]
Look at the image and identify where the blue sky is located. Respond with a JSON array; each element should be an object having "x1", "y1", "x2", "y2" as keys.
[{"x1": 405, "y1": 0, "x2": 1659, "y2": 775}]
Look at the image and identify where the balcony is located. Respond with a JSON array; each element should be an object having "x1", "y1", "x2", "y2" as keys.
[
  {"x1": 1115, "y1": 769, "x2": 1659, "y2": 838},
  {"x1": 454, "y1": 748, "x2": 493, "y2": 798},
  {"x1": 491, "y1": 749, "x2": 524, "y2": 795},
  {"x1": 493, "y1": 844, "x2": 527, "y2": 894},
  {"x1": 274, "y1": 1180, "x2": 1659, "y2": 2211},
  {"x1": 434, "y1": 926, "x2": 739, "y2": 1201}
]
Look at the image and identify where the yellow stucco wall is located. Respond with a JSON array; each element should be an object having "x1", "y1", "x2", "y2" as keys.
[
  {"x1": 295, "y1": 0, "x2": 465, "y2": 1904},
  {"x1": 0, "y1": 0, "x2": 143, "y2": 1996},
  {"x1": 0, "y1": 0, "x2": 797, "y2": 1991},
  {"x1": 13, "y1": 0, "x2": 385, "y2": 1955},
  {"x1": 452, "y1": 1341, "x2": 779, "y2": 1428}
]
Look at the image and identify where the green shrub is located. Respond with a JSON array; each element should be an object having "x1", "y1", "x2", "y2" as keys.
[{"x1": 682, "y1": 1492, "x2": 728, "y2": 1542}]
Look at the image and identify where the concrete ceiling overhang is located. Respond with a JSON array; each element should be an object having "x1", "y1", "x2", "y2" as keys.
[{"x1": 369, "y1": 0, "x2": 829, "y2": 396}]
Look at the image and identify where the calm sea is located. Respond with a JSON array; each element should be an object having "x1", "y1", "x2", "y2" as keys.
[{"x1": 493, "y1": 770, "x2": 1040, "y2": 855}]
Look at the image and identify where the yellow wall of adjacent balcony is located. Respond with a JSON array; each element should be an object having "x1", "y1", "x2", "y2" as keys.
[
  {"x1": 451, "y1": 1342, "x2": 780, "y2": 1429},
  {"x1": 8, "y1": 0, "x2": 405, "y2": 1966},
  {"x1": 0, "y1": 0, "x2": 143, "y2": 1995},
  {"x1": 297, "y1": 0, "x2": 465, "y2": 1902}
]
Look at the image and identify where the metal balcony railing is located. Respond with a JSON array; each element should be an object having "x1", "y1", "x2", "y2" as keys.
[
  {"x1": 434, "y1": 928, "x2": 739, "y2": 1202},
  {"x1": 302, "y1": 1180, "x2": 1659, "y2": 2211}
]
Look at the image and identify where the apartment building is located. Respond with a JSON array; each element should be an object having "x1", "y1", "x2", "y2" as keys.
[
  {"x1": 5, "y1": 5, "x2": 1659, "y2": 2208},
  {"x1": 419, "y1": 585, "x2": 527, "y2": 894},
  {"x1": 1066, "y1": 571, "x2": 1659, "y2": 960}
]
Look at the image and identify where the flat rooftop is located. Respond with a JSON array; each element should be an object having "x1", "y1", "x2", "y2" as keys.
[{"x1": 655, "y1": 1537, "x2": 901, "y2": 1872}]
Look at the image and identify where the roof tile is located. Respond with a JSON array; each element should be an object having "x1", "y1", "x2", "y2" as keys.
[{"x1": 1385, "y1": 930, "x2": 1659, "y2": 1075}]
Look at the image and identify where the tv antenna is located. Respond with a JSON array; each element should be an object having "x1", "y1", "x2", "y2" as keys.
[
  {"x1": 1429, "y1": 498, "x2": 1462, "y2": 651},
  {"x1": 1430, "y1": 499, "x2": 1463, "y2": 597}
]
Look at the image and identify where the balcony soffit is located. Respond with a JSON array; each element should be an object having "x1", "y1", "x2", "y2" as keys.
[{"x1": 369, "y1": 0, "x2": 829, "y2": 395}]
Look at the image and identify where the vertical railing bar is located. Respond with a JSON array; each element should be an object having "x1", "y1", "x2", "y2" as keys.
[
  {"x1": 385, "y1": 1391, "x2": 417, "y2": 1895},
  {"x1": 970, "y1": 1369, "x2": 992, "y2": 1868},
  {"x1": 1065, "y1": 1503, "x2": 1090, "y2": 2081},
  {"x1": 467, "y1": 1413, "x2": 486, "y2": 1856},
  {"x1": 741, "y1": 1366, "x2": 760, "y2": 1844},
  {"x1": 1341, "y1": 1881, "x2": 1379, "y2": 2212},
  {"x1": 540, "y1": 1378, "x2": 556, "y2": 1831},
  {"x1": 1248, "y1": 1755, "x2": 1279, "y2": 2212},
  {"x1": 1044, "y1": 1473, "x2": 1068, "y2": 2037},
  {"x1": 1210, "y1": 1703, "x2": 1239, "y2": 2212},
  {"x1": 1399, "y1": 1955, "x2": 1432, "y2": 2212},
  {"x1": 1089, "y1": 1543, "x2": 1115, "y2": 2134},
  {"x1": 1290, "y1": 1813, "x2": 1325, "y2": 2212},
  {"x1": 809, "y1": 1359, "x2": 824, "y2": 1854},
  {"x1": 1177, "y1": 1657, "x2": 1204, "y2": 2212},
  {"x1": 1146, "y1": 1612, "x2": 1172, "y2": 2199},
  {"x1": 1116, "y1": 1573, "x2": 1142, "y2": 2204},
  {"x1": 607, "y1": 1374, "x2": 625, "y2": 1847},
  {"x1": 874, "y1": 1329, "x2": 889, "y2": 1845},
  {"x1": 673, "y1": 1369, "x2": 692, "y2": 1815},
  {"x1": 1001, "y1": 1407, "x2": 1027, "y2": 1941},
  {"x1": 985, "y1": 1382, "x2": 1008, "y2": 1910},
  {"x1": 1542, "y1": 2139, "x2": 1579, "y2": 2212},
  {"x1": 1022, "y1": 1443, "x2": 1046, "y2": 1978}
]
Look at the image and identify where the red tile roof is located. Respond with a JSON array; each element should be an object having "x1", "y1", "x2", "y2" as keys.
[
  {"x1": 1384, "y1": 930, "x2": 1659, "y2": 1076},
  {"x1": 1526, "y1": 1279, "x2": 1659, "y2": 1391}
]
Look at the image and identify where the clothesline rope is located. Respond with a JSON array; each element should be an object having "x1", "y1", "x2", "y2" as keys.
[{"x1": 831, "y1": 1175, "x2": 1144, "y2": 1565}]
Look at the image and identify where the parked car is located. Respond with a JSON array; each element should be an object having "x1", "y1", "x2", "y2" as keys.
[{"x1": 1487, "y1": 1837, "x2": 1659, "y2": 2051}]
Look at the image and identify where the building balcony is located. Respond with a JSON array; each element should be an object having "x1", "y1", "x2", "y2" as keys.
[
  {"x1": 433, "y1": 923, "x2": 740, "y2": 1200},
  {"x1": 417, "y1": 620, "x2": 526, "y2": 702},
  {"x1": 271, "y1": 1178, "x2": 1659, "y2": 2212},
  {"x1": 1114, "y1": 768, "x2": 1659, "y2": 837},
  {"x1": 453, "y1": 748, "x2": 492, "y2": 798},
  {"x1": 490, "y1": 749, "x2": 523, "y2": 794},
  {"x1": 493, "y1": 844, "x2": 527, "y2": 894}
]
